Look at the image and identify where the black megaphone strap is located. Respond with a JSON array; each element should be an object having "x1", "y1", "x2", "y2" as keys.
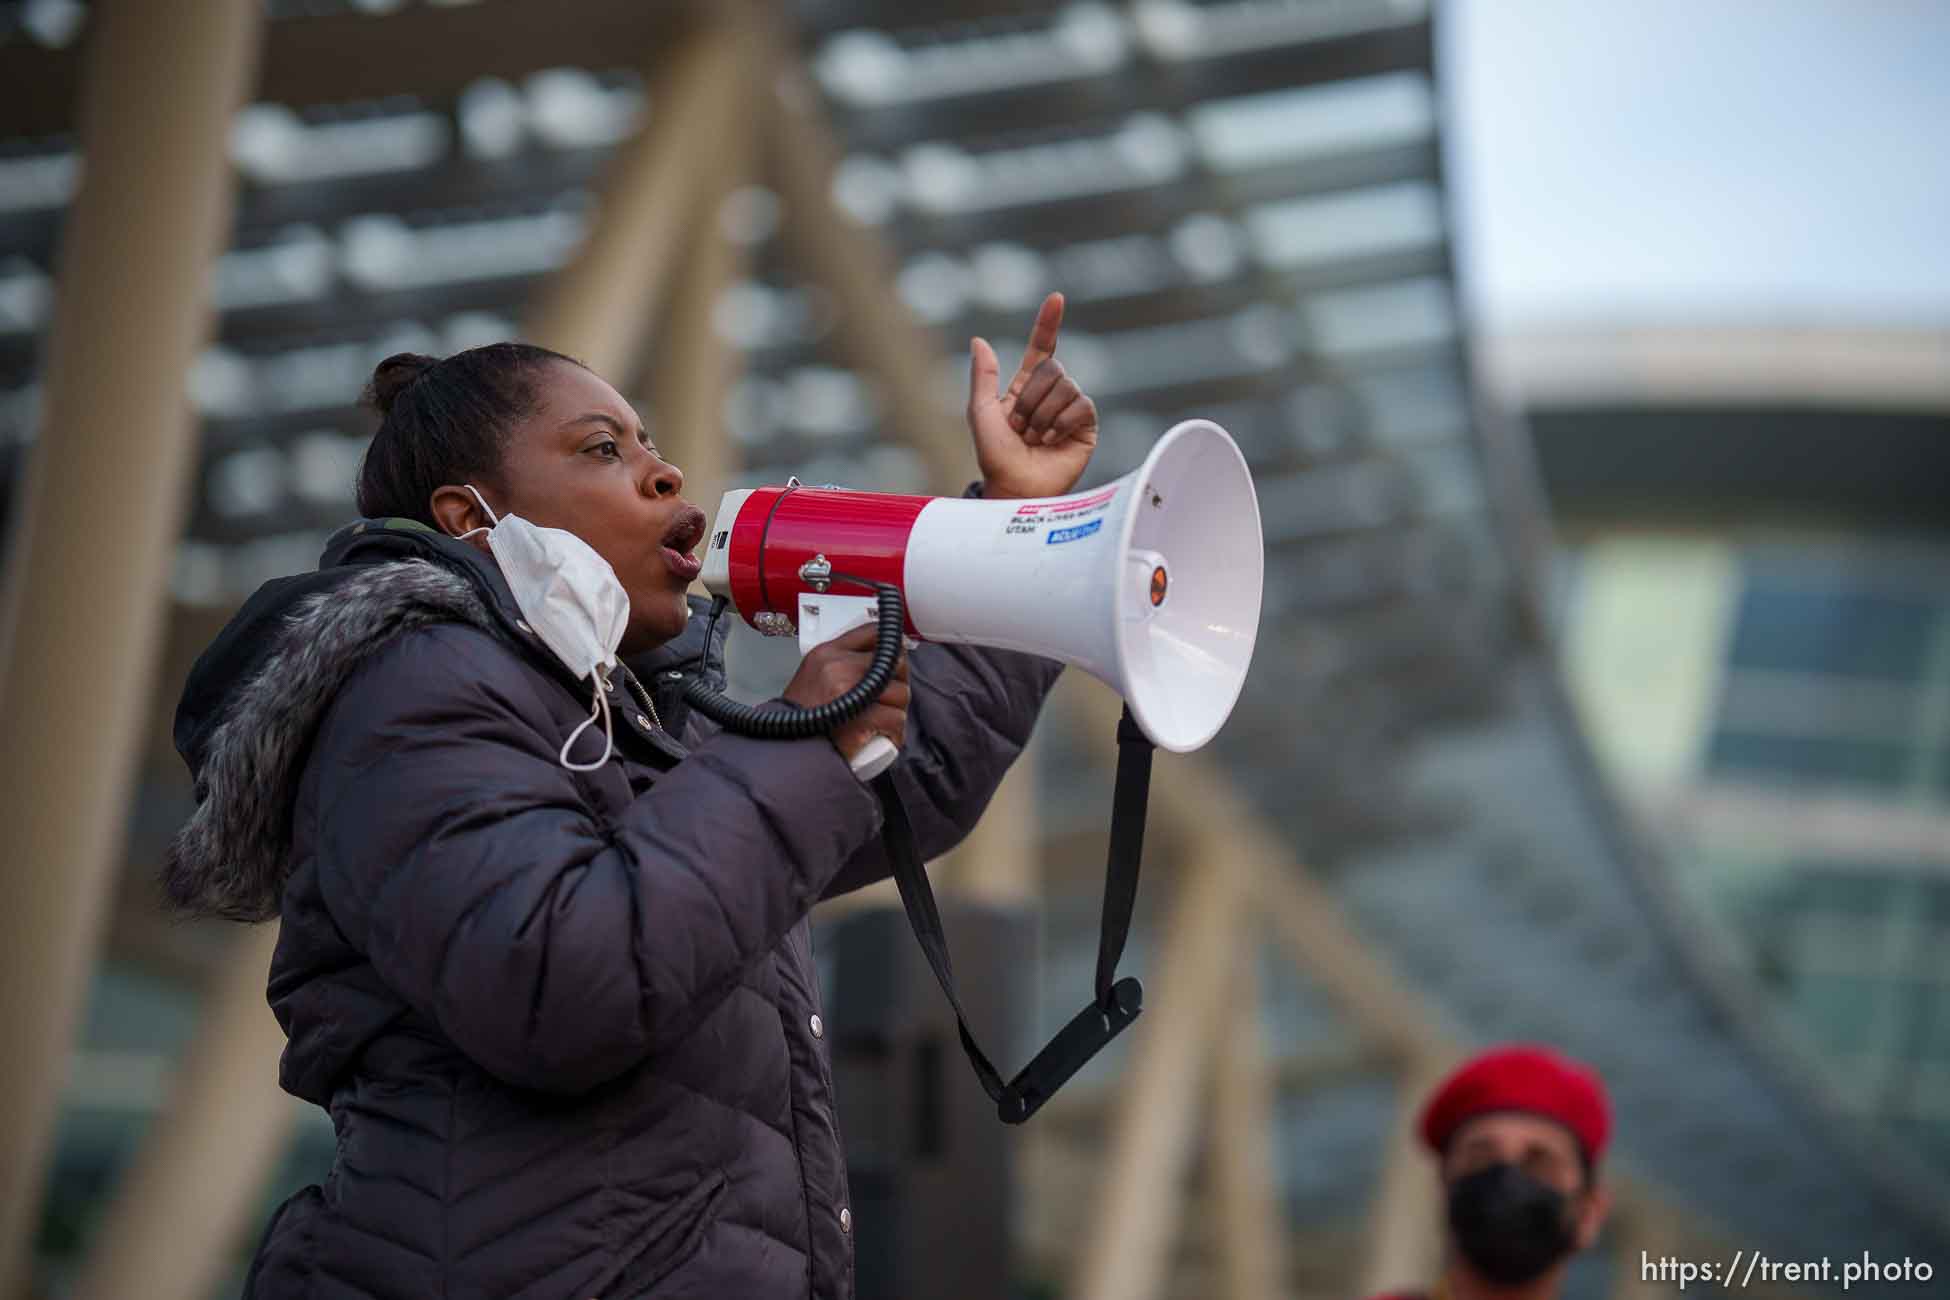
[{"x1": 869, "y1": 704, "x2": 1153, "y2": 1124}]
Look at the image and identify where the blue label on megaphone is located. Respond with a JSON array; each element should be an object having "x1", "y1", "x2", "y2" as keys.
[{"x1": 1046, "y1": 519, "x2": 1104, "y2": 546}]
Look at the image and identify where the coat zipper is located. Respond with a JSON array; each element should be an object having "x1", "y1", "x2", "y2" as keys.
[{"x1": 621, "y1": 666, "x2": 664, "y2": 733}]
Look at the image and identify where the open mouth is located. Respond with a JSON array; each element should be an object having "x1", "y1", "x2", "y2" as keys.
[{"x1": 660, "y1": 508, "x2": 707, "y2": 582}]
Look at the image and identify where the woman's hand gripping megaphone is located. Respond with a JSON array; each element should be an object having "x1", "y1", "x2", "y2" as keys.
[
  {"x1": 968, "y1": 292, "x2": 1099, "y2": 500},
  {"x1": 783, "y1": 624, "x2": 910, "y2": 766}
]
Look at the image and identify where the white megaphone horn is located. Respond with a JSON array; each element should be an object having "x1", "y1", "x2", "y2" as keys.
[{"x1": 699, "y1": 419, "x2": 1263, "y2": 757}]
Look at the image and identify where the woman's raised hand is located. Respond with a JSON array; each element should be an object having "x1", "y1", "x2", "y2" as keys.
[
  {"x1": 782, "y1": 624, "x2": 911, "y2": 761},
  {"x1": 966, "y1": 292, "x2": 1099, "y2": 500}
]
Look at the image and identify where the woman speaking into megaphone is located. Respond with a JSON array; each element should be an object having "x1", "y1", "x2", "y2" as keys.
[{"x1": 161, "y1": 295, "x2": 1095, "y2": 1299}]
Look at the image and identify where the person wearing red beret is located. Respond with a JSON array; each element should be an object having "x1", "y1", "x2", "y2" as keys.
[{"x1": 1368, "y1": 1045, "x2": 1614, "y2": 1300}]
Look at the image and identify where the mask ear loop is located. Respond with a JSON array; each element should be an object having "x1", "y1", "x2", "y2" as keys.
[
  {"x1": 454, "y1": 484, "x2": 500, "y2": 541},
  {"x1": 450, "y1": 482, "x2": 609, "y2": 769},
  {"x1": 559, "y1": 665, "x2": 616, "y2": 771}
]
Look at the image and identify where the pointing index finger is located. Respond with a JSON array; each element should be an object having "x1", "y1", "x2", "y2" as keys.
[{"x1": 1013, "y1": 292, "x2": 1065, "y2": 385}]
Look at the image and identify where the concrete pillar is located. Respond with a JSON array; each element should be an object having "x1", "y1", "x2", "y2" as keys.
[
  {"x1": 1071, "y1": 853, "x2": 1243, "y2": 1300},
  {"x1": 1211, "y1": 946, "x2": 1291, "y2": 1300},
  {"x1": 1357, "y1": 1055, "x2": 1451, "y2": 1299},
  {"x1": 644, "y1": 40, "x2": 758, "y2": 552},
  {"x1": 766, "y1": 65, "x2": 969, "y2": 492},
  {"x1": 1247, "y1": 847, "x2": 1438, "y2": 1065},
  {"x1": 0, "y1": 0, "x2": 263, "y2": 1284},
  {"x1": 523, "y1": 17, "x2": 746, "y2": 378},
  {"x1": 70, "y1": 926, "x2": 296, "y2": 1300}
]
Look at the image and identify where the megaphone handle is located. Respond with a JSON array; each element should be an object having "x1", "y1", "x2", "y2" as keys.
[{"x1": 847, "y1": 735, "x2": 899, "y2": 781}]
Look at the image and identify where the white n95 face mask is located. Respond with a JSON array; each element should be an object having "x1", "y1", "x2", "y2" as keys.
[{"x1": 455, "y1": 484, "x2": 631, "y2": 771}]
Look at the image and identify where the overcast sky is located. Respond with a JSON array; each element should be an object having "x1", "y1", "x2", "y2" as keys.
[{"x1": 1442, "y1": 0, "x2": 1950, "y2": 330}]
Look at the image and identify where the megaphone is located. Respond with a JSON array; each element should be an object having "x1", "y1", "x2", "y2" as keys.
[
  {"x1": 690, "y1": 419, "x2": 1262, "y2": 1122},
  {"x1": 698, "y1": 418, "x2": 1263, "y2": 755}
]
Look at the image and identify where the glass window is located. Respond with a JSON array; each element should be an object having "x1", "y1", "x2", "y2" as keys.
[{"x1": 1725, "y1": 584, "x2": 1934, "y2": 681}]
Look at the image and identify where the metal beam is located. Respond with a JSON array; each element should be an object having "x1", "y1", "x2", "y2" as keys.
[
  {"x1": 1210, "y1": 948, "x2": 1292, "y2": 1300},
  {"x1": 1356, "y1": 1055, "x2": 1453, "y2": 1297},
  {"x1": 522, "y1": 16, "x2": 745, "y2": 380},
  {"x1": 69, "y1": 926, "x2": 297, "y2": 1300},
  {"x1": 1034, "y1": 1040, "x2": 1380, "y2": 1137},
  {"x1": 0, "y1": 0, "x2": 264, "y2": 1284},
  {"x1": 1069, "y1": 852, "x2": 1245, "y2": 1300},
  {"x1": 641, "y1": 27, "x2": 760, "y2": 534},
  {"x1": 765, "y1": 63, "x2": 968, "y2": 492}
]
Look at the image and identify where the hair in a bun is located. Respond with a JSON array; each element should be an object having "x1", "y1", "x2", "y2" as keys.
[
  {"x1": 353, "y1": 342, "x2": 583, "y2": 526},
  {"x1": 363, "y1": 352, "x2": 439, "y2": 417}
]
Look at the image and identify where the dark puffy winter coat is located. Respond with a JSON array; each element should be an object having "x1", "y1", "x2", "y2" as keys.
[{"x1": 164, "y1": 518, "x2": 1059, "y2": 1299}]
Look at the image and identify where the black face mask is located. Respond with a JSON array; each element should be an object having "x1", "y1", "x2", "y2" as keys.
[{"x1": 1446, "y1": 1163, "x2": 1578, "y2": 1286}]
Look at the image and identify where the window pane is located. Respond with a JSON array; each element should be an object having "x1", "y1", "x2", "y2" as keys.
[{"x1": 1726, "y1": 584, "x2": 1934, "y2": 681}]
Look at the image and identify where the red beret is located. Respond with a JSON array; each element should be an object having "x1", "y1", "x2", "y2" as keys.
[{"x1": 1419, "y1": 1045, "x2": 1611, "y2": 1162}]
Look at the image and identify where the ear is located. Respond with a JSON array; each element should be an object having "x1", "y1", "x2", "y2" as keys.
[
  {"x1": 430, "y1": 484, "x2": 494, "y2": 550},
  {"x1": 1573, "y1": 1180, "x2": 1612, "y2": 1250}
]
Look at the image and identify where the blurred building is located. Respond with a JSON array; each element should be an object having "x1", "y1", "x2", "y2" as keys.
[
  {"x1": 0, "y1": 3, "x2": 1945, "y2": 1299},
  {"x1": 1504, "y1": 324, "x2": 1950, "y2": 1180}
]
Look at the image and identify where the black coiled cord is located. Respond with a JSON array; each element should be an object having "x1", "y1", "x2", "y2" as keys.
[{"x1": 681, "y1": 577, "x2": 904, "y2": 738}]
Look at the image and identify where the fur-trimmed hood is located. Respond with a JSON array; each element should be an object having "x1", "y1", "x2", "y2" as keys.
[{"x1": 163, "y1": 519, "x2": 726, "y2": 922}]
